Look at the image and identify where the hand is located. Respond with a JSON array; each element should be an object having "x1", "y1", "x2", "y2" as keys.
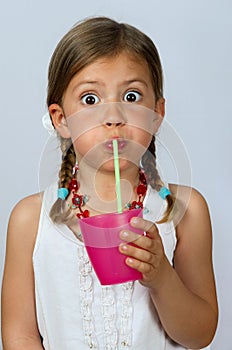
[{"x1": 119, "y1": 216, "x2": 169, "y2": 290}]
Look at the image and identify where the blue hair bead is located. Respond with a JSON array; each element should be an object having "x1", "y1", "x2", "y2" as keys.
[
  {"x1": 158, "y1": 187, "x2": 171, "y2": 200},
  {"x1": 57, "y1": 187, "x2": 69, "y2": 200}
]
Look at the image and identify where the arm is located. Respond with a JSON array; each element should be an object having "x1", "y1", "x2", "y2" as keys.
[
  {"x1": 1, "y1": 194, "x2": 45, "y2": 350},
  {"x1": 149, "y1": 186, "x2": 218, "y2": 348},
  {"x1": 119, "y1": 186, "x2": 218, "y2": 349}
]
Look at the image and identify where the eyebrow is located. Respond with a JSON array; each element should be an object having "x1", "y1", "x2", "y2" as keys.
[
  {"x1": 70, "y1": 81, "x2": 100, "y2": 94},
  {"x1": 71, "y1": 79, "x2": 148, "y2": 92},
  {"x1": 123, "y1": 79, "x2": 148, "y2": 87}
]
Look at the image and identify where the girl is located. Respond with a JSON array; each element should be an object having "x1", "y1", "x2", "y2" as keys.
[{"x1": 1, "y1": 17, "x2": 218, "y2": 350}]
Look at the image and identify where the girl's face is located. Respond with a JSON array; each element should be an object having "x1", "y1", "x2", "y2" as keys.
[{"x1": 50, "y1": 51, "x2": 164, "y2": 172}]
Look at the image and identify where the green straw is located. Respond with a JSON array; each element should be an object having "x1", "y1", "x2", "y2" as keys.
[{"x1": 112, "y1": 139, "x2": 123, "y2": 213}]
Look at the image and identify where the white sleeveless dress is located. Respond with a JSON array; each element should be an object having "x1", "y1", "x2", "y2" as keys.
[{"x1": 33, "y1": 183, "x2": 209, "y2": 350}]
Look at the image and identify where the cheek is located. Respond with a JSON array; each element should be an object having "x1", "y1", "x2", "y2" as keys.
[
  {"x1": 123, "y1": 130, "x2": 152, "y2": 166},
  {"x1": 72, "y1": 137, "x2": 87, "y2": 157},
  {"x1": 72, "y1": 129, "x2": 108, "y2": 169},
  {"x1": 72, "y1": 129, "x2": 97, "y2": 156},
  {"x1": 132, "y1": 129, "x2": 153, "y2": 148}
]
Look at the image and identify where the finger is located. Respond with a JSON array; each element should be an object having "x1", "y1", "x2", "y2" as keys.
[
  {"x1": 120, "y1": 229, "x2": 144, "y2": 244},
  {"x1": 120, "y1": 233, "x2": 160, "y2": 256},
  {"x1": 125, "y1": 257, "x2": 154, "y2": 275},
  {"x1": 120, "y1": 241, "x2": 155, "y2": 264},
  {"x1": 130, "y1": 216, "x2": 159, "y2": 239}
]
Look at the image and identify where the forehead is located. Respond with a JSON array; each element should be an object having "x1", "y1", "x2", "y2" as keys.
[
  {"x1": 92, "y1": 51, "x2": 149, "y2": 68},
  {"x1": 70, "y1": 52, "x2": 152, "y2": 84}
]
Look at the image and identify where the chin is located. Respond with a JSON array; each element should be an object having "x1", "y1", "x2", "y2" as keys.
[{"x1": 100, "y1": 158, "x2": 137, "y2": 173}]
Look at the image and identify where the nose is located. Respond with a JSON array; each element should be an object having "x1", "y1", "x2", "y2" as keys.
[
  {"x1": 101, "y1": 103, "x2": 127, "y2": 128},
  {"x1": 105, "y1": 121, "x2": 124, "y2": 127}
]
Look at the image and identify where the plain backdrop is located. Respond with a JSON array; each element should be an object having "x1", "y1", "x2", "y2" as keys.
[{"x1": 0, "y1": 1, "x2": 231, "y2": 349}]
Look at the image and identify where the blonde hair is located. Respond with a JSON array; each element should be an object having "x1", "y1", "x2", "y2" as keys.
[{"x1": 48, "y1": 16, "x2": 174, "y2": 223}]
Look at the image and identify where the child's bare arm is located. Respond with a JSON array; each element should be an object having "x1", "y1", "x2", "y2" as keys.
[
  {"x1": 120, "y1": 186, "x2": 218, "y2": 349},
  {"x1": 151, "y1": 186, "x2": 218, "y2": 348},
  {"x1": 2, "y1": 338, "x2": 44, "y2": 350},
  {"x1": 1, "y1": 194, "x2": 44, "y2": 350}
]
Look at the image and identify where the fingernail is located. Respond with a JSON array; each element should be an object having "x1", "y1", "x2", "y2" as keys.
[
  {"x1": 127, "y1": 258, "x2": 134, "y2": 265},
  {"x1": 131, "y1": 217, "x2": 139, "y2": 224},
  {"x1": 120, "y1": 231, "x2": 129, "y2": 238}
]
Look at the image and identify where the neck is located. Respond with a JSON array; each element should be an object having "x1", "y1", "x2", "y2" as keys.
[{"x1": 77, "y1": 163, "x2": 140, "y2": 214}]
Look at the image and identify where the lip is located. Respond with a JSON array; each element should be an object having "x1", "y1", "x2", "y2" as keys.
[{"x1": 104, "y1": 138, "x2": 127, "y2": 152}]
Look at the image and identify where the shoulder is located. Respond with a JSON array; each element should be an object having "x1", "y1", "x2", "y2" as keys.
[
  {"x1": 169, "y1": 184, "x2": 210, "y2": 224},
  {"x1": 169, "y1": 184, "x2": 212, "y2": 257},
  {"x1": 11, "y1": 192, "x2": 43, "y2": 213},
  {"x1": 7, "y1": 192, "x2": 44, "y2": 250},
  {"x1": 169, "y1": 183, "x2": 208, "y2": 205},
  {"x1": 9, "y1": 192, "x2": 43, "y2": 227}
]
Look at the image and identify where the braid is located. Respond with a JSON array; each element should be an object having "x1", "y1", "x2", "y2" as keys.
[
  {"x1": 58, "y1": 138, "x2": 76, "y2": 189},
  {"x1": 50, "y1": 137, "x2": 76, "y2": 224},
  {"x1": 141, "y1": 136, "x2": 175, "y2": 223},
  {"x1": 142, "y1": 136, "x2": 163, "y2": 191}
]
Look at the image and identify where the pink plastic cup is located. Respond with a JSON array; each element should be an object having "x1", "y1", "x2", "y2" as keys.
[{"x1": 79, "y1": 208, "x2": 144, "y2": 285}]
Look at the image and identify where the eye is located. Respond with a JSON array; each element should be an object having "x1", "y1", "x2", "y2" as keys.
[
  {"x1": 81, "y1": 93, "x2": 100, "y2": 105},
  {"x1": 123, "y1": 91, "x2": 141, "y2": 103}
]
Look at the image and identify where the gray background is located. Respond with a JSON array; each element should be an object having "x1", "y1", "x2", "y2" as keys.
[{"x1": 0, "y1": 0, "x2": 231, "y2": 349}]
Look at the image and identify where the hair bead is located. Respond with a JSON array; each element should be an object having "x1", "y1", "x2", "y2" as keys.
[
  {"x1": 158, "y1": 187, "x2": 171, "y2": 200},
  {"x1": 58, "y1": 187, "x2": 69, "y2": 200}
]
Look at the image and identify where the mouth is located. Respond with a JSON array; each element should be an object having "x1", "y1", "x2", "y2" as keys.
[{"x1": 104, "y1": 138, "x2": 127, "y2": 153}]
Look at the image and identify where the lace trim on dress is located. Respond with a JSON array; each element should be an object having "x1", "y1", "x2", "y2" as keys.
[
  {"x1": 78, "y1": 245, "x2": 134, "y2": 349},
  {"x1": 119, "y1": 282, "x2": 134, "y2": 349},
  {"x1": 101, "y1": 282, "x2": 134, "y2": 350},
  {"x1": 78, "y1": 246, "x2": 98, "y2": 348},
  {"x1": 101, "y1": 286, "x2": 118, "y2": 349}
]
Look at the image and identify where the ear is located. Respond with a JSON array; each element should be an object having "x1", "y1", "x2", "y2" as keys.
[
  {"x1": 155, "y1": 98, "x2": 165, "y2": 117},
  {"x1": 153, "y1": 98, "x2": 165, "y2": 133},
  {"x1": 48, "y1": 104, "x2": 71, "y2": 138}
]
